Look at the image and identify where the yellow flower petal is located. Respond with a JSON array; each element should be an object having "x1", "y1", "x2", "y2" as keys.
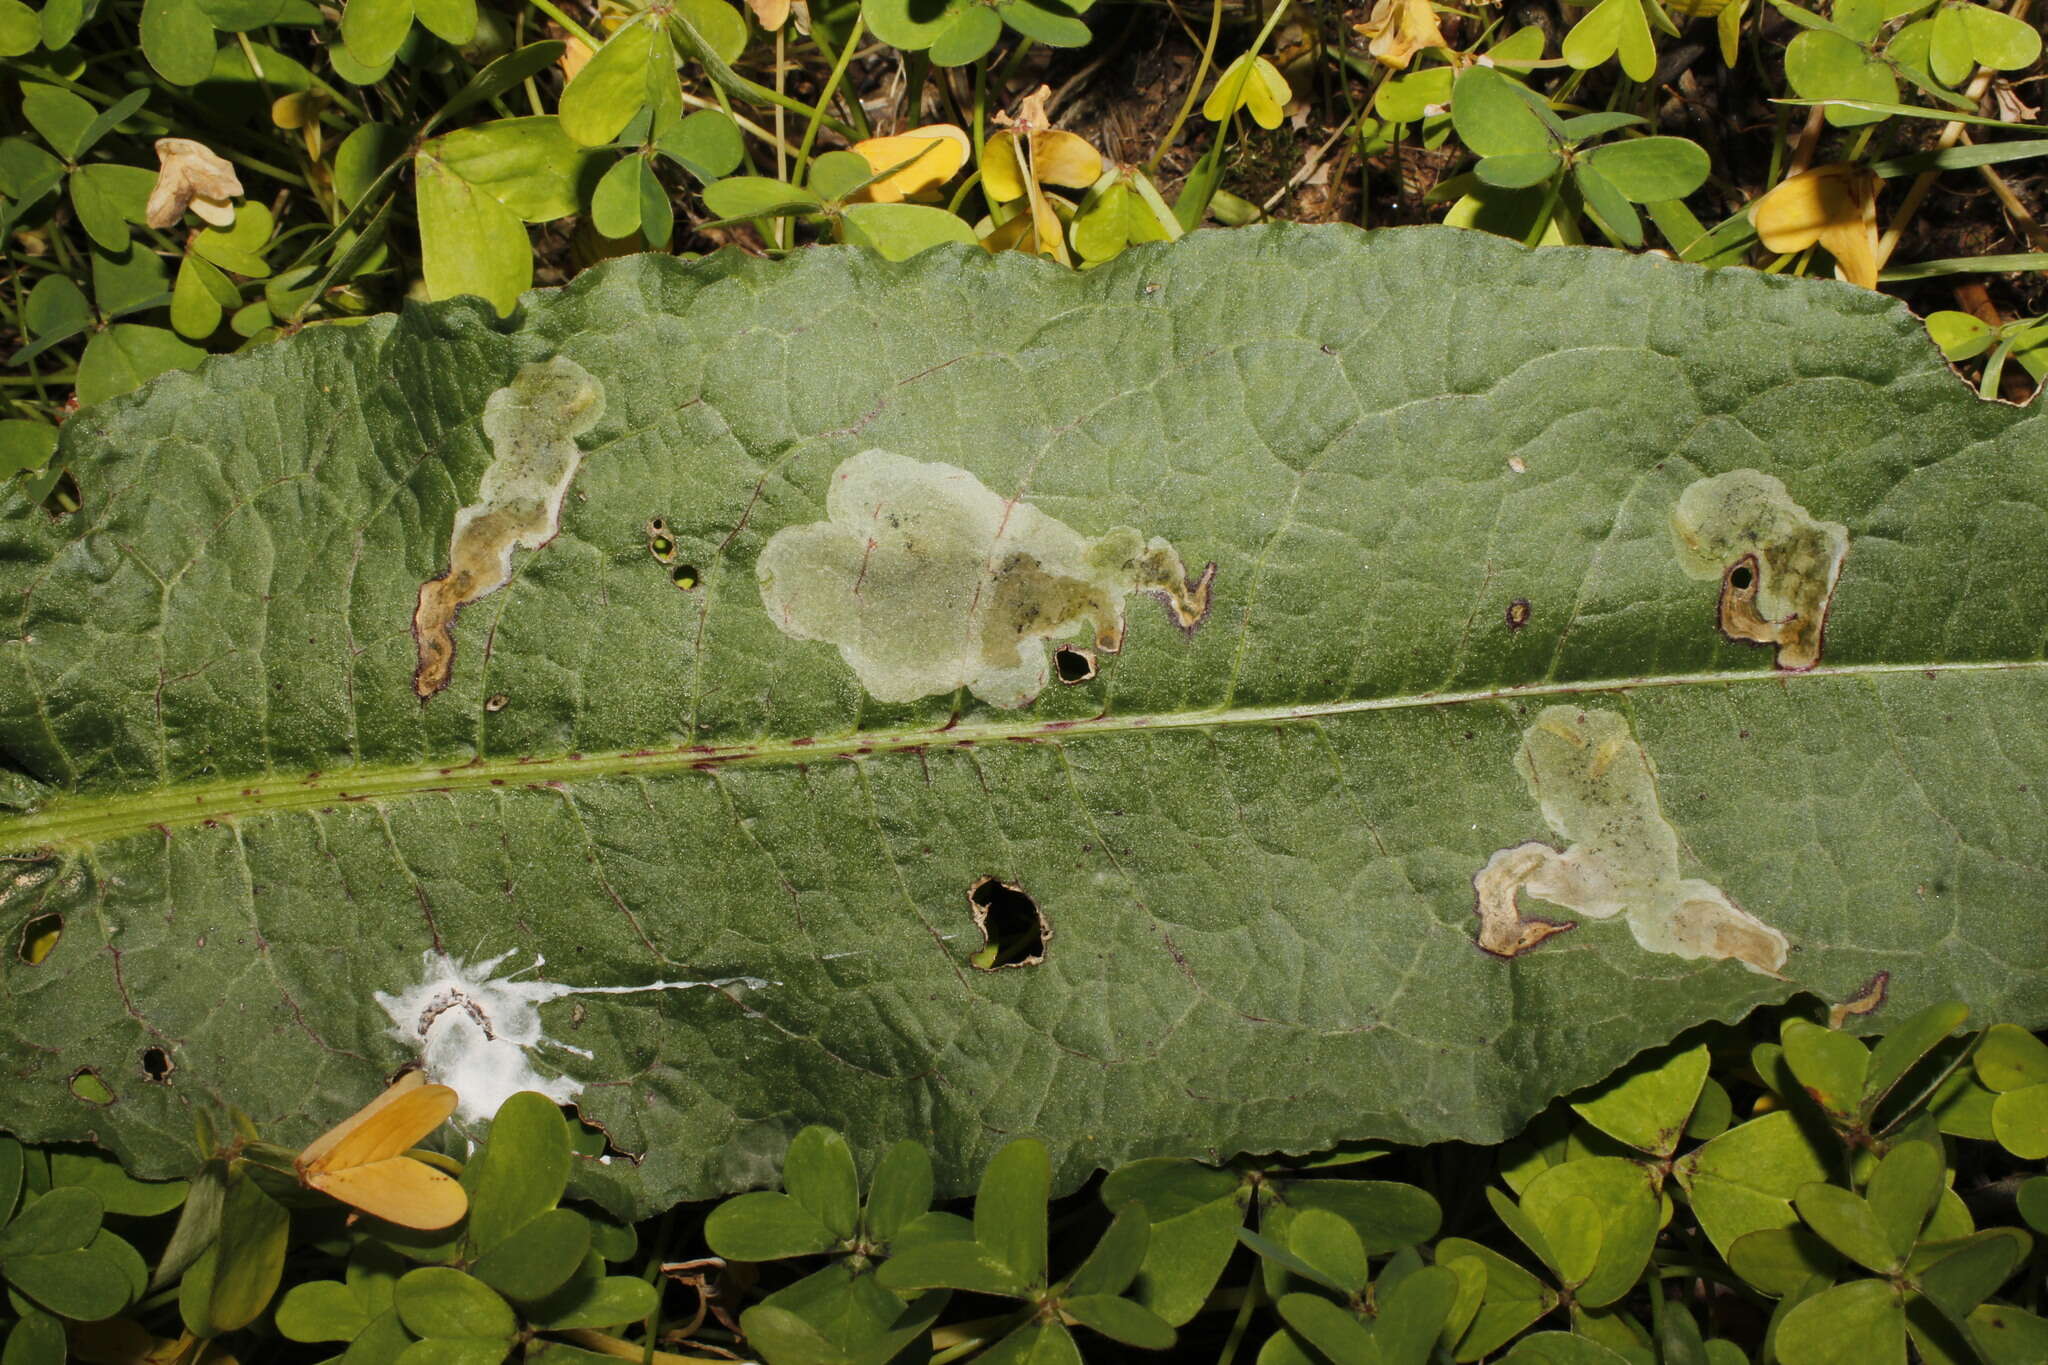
[
  {"x1": 297, "y1": 1070, "x2": 459, "y2": 1172},
  {"x1": 1246, "y1": 56, "x2": 1291, "y2": 129},
  {"x1": 308, "y1": 1157, "x2": 469, "y2": 1230},
  {"x1": 1752, "y1": 164, "x2": 1880, "y2": 288},
  {"x1": 1030, "y1": 130, "x2": 1104, "y2": 189},
  {"x1": 850, "y1": 125, "x2": 971, "y2": 203},
  {"x1": 296, "y1": 1072, "x2": 467, "y2": 1230},
  {"x1": 1203, "y1": 53, "x2": 1253, "y2": 122},
  {"x1": 983, "y1": 131, "x2": 1028, "y2": 204}
]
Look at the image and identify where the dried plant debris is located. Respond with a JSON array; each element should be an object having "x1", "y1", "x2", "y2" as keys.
[
  {"x1": 1671, "y1": 470, "x2": 1849, "y2": 672},
  {"x1": 413, "y1": 358, "x2": 606, "y2": 699},
  {"x1": 756, "y1": 449, "x2": 1213, "y2": 707},
  {"x1": 1474, "y1": 706, "x2": 1789, "y2": 975}
]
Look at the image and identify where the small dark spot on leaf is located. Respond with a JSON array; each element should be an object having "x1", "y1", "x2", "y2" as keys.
[
  {"x1": 70, "y1": 1068, "x2": 114, "y2": 1105},
  {"x1": 485, "y1": 693, "x2": 509, "y2": 712},
  {"x1": 672, "y1": 564, "x2": 701, "y2": 591},
  {"x1": 141, "y1": 1047, "x2": 173, "y2": 1083},
  {"x1": 19, "y1": 913, "x2": 59, "y2": 964},
  {"x1": 1506, "y1": 598, "x2": 1532, "y2": 631},
  {"x1": 967, "y1": 877, "x2": 1049, "y2": 970},
  {"x1": 1053, "y1": 645, "x2": 1097, "y2": 684}
]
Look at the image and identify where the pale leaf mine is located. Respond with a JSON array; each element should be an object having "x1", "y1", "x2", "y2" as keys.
[
  {"x1": 413, "y1": 358, "x2": 606, "y2": 699},
  {"x1": 757, "y1": 450, "x2": 1214, "y2": 708},
  {"x1": 1671, "y1": 469, "x2": 1849, "y2": 672},
  {"x1": 1474, "y1": 706, "x2": 1789, "y2": 975}
]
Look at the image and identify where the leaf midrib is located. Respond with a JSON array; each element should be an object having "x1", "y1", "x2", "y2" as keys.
[{"x1": 4, "y1": 659, "x2": 2036, "y2": 853}]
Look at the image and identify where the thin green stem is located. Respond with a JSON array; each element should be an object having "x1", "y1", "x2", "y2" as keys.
[
  {"x1": 1522, "y1": 171, "x2": 1565, "y2": 247},
  {"x1": 524, "y1": 0, "x2": 598, "y2": 51},
  {"x1": 671, "y1": 11, "x2": 857, "y2": 139},
  {"x1": 1215, "y1": 1268, "x2": 1262, "y2": 1365},
  {"x1": 803, "y1": 15, "x2": 873, "y2": 139},
  {"x1": 1148, "y1": 0, "x2": 1227, "y2": 173},
  {"x1": 794, "y1": 13, "x2": 865, "y2": 187}
]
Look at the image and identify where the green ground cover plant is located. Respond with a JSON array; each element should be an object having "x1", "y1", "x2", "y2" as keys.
[{"x1": 0, "y1": 998, "x2": 2041, "y2": 1362}]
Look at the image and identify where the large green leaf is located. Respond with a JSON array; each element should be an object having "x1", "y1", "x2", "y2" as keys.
[{"x1": 1, "y1": 226, "x2": 2044, "y2": 1216}]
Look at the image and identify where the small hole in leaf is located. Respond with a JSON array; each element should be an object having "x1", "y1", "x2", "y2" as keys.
[
  {"x1": 672, "y1": 564, "x2": 701, "y2": 591},
  {"x1": 19, "y1": 914, "x2": 60, "y2": 964},
  {"x1": 967, "y1": 877, "x2": 1049, "y2": 970},
  {"x1": 485, "y1": 693, "x2": 509, "y2": 713},
  {"x1": 1053, "y1": 645, "x2": 1097, "y2": 684},
  {"x1": 42, "y1": 471, "x2": 80, "y2": 519},
  {"x1": 1728, "y1": 562, "x2": 1755, "y2": 592},
  {"x1": 141, "y1": 1047, "x2": 173, "y2": 1083},
  {"x1": 70, "y1": 1068, "x2": 114, "y2": 1105},
  {"x1": 1505, "y1": 599, "x2": 1531, "y2": 631},
  {"x1": 646, "y1": 517, "x2": 677, "y2": 564}
]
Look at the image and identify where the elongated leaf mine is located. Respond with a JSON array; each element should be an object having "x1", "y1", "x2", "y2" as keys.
[
  {"x1": 1671, "y1": 470, "x2": 1848, "y2": 672},
  {"x1": 757, "y1": 450, "x2": 1214, "y2": 707},
  {"x1": 1475, "y1": 706, "x2": 1789, "y2": 976},
  {"x1": 413, "y1": 358, "x2": 606, "y2": 699}
]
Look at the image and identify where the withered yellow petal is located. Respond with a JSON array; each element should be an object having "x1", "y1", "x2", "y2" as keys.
[
  {"x1": 982, "y1": 131, "x2": 1028, "y2": 204},
  {"x1": 1028, "y1": 190, "x2": 1070, "y2": 264},
  {"x1": 850, "y1": 125, "x2": 971, "y2": 203},
  {"x1": 1356, "y1": 0, "x2": 1447, "y2": 70},
  {"x1": 145, "y1": 137, "x2": 243, "y2": 230},
  {"x1": 1030, "y1": 130, "x2": 1104, "y2": 190},
  {"x1": 297, "y1": 1071, "x2": 459, "y2": 1175},
  {"x1": 309, "y1": 1157, "x2": 469, "y2": 1230}
]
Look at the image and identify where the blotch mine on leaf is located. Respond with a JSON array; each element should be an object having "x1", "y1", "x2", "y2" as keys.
[
  {"x1": 412, "y1": 358, "x2": 606, "y2": 700},
  {"x1": 967, "y1": 877, "x2": 1049, "y2": 969},
  {"x1": 756, "y1": 449, "x2": 1214, "y2": 708},
  {"x1": 1671, "y1": 470, "x2": 1848, "y2": 672},
  {"x1": 1473, "y1": 706, "x2": 1790, "y2": 976}
]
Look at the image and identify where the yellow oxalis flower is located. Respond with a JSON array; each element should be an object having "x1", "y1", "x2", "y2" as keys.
[
  {"x1": 1355, "y1": 0, "x2": 1449, "y2": 70},
  {"x1": 982, "y1": 85, "x2": 1105, "y2": 267},
  {"x1": 849, "y1": 124, "x2": 972, "y2": 203},
  {"x1": 294, "y1": 1070, "x2": 468, "y2": 1230},
  {"x1": 1751, "y1": 164, "x2": 1881, "y2": 291},
  {"x1": 1201, "y1": 52, "x2": 1292, "y2": 129}
]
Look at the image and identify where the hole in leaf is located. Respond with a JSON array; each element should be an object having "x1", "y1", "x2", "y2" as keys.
[
  {"x1": 141, "y1": 1047, "x2": 173, "y2": 1083},
  {"x1": 672, "y1": 564, "x2": 701, "y2": 591},
  {"x1": 1053, "y1": 645, "x2": 1097, "y2": 684},
  {"x1": 1506, "y1": 598, "x2": 1531, "y2": 631},
  {"x1": 646, "y1": 516, "x2": 677, "y2": 564},
  {"x1": 19, "y1": 914, "x2": 60, "y2": 964},
  {"x1": 485, "y1": 693, "x2": 509, "y2": 713},
  {"x1": 43, "y1": 470, "x2": 80, "y2": 519},
  {"x1": 70, "y1": 1068, "x2": 114, "y2": 1105},
  {"x1": 1728, "y1": 561, "x2": 1755, "y2": 592},
  {"x1": 967, "y1": 877, "x2": 1049, "y2": 970}
]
